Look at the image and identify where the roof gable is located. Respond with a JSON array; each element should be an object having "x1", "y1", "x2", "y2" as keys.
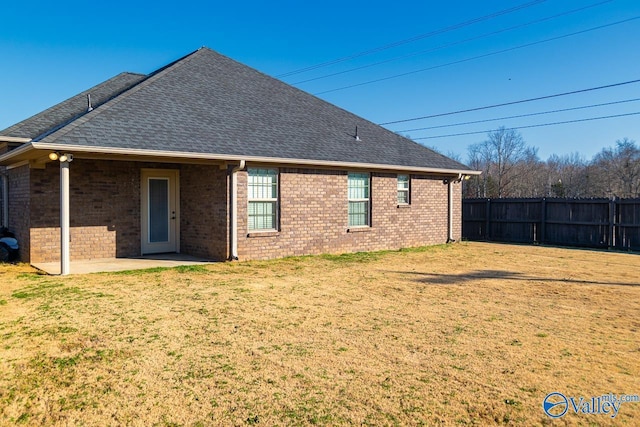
[{"x1": 5, "y1": 48, "x2": 471, "y2": 172}]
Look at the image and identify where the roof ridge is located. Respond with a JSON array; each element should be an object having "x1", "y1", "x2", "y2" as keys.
[{"x1": 37, "y1": 49, "x2": 206, "y2": 143}]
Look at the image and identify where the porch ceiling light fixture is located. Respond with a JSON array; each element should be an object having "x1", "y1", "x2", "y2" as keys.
[
  {"x1": 48, "y1": 152, "x2": 73, "y2": 162},
  {"x1": 59, "y1": 153, "x2": 73, "y2": 163}
]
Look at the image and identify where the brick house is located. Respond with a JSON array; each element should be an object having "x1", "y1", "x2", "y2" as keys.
[{"x1": 0, "y1": 47, "x2": 478, "y2": 273}]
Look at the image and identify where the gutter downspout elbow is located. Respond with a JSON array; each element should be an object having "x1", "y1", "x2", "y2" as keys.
[{"x1": 230, "y1": 160, "x2": 246, "y2": 260}]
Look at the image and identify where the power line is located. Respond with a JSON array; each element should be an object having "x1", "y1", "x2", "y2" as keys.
[
  {"x1": 412, "y1": 111, "x2": 640, "y2": 140},
  {"x1": 291, "y1": 0, "x2": 613, "y2": 86},
  {"x1": 379, "y1": 78, "x2": 640, "y2": 126},
  {"x1": 398, "y1": 98, "x2": 640, "y2": 132},
  {"x1": 276, "y1": 0, "x2": 548, "y2": 78},
  {"x1": 316, "y1": 17, "x2": 640, "y2": 96}
]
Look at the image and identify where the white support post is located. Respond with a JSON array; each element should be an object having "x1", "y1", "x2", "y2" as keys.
[
  {"x1": 230, "y1": 169, "x2": 238, "y2": 259},
  {"x1": 448, "y1": 179, "x2": 454, "y2": 243},
  {"x1": 229, "y1": 160, "x2": 245, "y2": 260},
  {"x1": 60, "y1": 161, "x2": 70, "y2": 275}
]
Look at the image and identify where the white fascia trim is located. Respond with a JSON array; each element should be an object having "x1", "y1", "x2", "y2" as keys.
[
  {"x1": 0, "y1": 136, "x2": 32, "y2": 143},
  {"x1": 21, "y1": 142, "x2": 481, "y2": 176},
  {"x1": 0, "y1": 142, "x2": 35, "y2": 162}
]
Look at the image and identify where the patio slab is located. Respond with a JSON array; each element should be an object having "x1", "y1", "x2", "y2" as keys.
[{"x1": 32, "y1": 254, "x2": 216, "y2": 275}]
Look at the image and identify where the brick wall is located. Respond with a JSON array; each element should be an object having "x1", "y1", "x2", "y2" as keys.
[
  {"x1": 237, "y1": 167, "x2": 462, "y2": 260},
  {"x1": 27, "y1": 160, "x2": 229, "y2": 263},
  {"x1": 452, "y1": 181, "x2": 462, "y2": 240},
  {"x1": 29, "y1": 160, "x2": 142, "y2": 262},
  {"x1": 8, "y1": 165, "x2": 30, "y2": 262},
  {"x1": 0, "y1": 168, "x2": 5, "y2": 227},
  {"x1": 180, "y1": 165, "x2": 228, "y2": 261},
  {"x1": 22, "y1": 160, "x2": 459, "y2": 264}
]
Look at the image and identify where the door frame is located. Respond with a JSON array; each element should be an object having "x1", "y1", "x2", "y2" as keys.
[{"x1": 141, "y1": 169, "x2": 180, "y2": 254}]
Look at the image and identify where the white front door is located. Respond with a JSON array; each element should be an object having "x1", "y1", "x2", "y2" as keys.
[{"x1": 141, "y1": 169, "x2": 179, "y2": 254}]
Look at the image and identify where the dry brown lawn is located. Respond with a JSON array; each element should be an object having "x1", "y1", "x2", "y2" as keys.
[{"x1": 0, "y1": 242, "x2": 638, "y2": 426}]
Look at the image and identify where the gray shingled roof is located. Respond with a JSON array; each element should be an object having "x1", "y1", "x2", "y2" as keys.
[
  {"x1": 4, "y1": 48, "x2": 472, "y2": 172},
  {"x1": 1, "y1": 72, "x2": 146, "y2": 140}
]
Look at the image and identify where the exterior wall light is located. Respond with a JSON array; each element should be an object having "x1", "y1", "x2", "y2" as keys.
[
  {"x1": 48, "y1": 152, "x2": 73, "y2": 162},
  {"x1": 59, "y1": 154, "x2": 73, "y2": 163}
]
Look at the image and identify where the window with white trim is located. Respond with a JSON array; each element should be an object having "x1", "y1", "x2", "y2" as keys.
[
  {"x1": 248, "y1": 168, "x2": 278, "y2": 231},
  {"x1": 348, "y1": 172, "x2": 370, "y2": 227},
  {"x1": 397, "y1": 174, "x2": 410, "y2": 204}
]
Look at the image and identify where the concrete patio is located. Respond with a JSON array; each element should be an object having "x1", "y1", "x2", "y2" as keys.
[{"x1": 32, "y1": 253, "x2": 216, "y2": 275}]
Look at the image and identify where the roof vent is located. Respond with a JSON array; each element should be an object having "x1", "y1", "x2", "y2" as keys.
[
  {"x1": 87, "y1": 94, "x2": 93, "y2": 112},
  {"x1": 354, "y1": 126, "x2": 361, "y2": 141}
]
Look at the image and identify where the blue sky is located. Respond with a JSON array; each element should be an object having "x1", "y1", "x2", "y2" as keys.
[{"x1": 1, "y1": 0, "x2": 639, "y2": 163}]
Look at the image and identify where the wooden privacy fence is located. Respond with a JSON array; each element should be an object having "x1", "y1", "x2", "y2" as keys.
[{"x1": 463, "y1": 198, "x2": 640, "y2": 251}]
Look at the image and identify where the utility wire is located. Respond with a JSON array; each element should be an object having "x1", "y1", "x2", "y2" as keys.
[
  {"x1": 412, "y1": 111, "x2": 640, "y2": 140},
  {"x1": 292, "y1": 0, "x2": 613, "y2": 85},
  {"x1": 316, "y1": 17, "x2": 640, "y2": 96},
  {"x1": 379, "y1": 78, "x2": 640, "y2": 126},
  {"x1": 276, "y1": 0, "x2": 548, "y2": 78},
  {"x1": 398, "y1": 98, "x2": 640, "y2": 132}
]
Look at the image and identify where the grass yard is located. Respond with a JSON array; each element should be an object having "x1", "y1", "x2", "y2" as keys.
[{"x1": 0, "y1": 242, "x2": 638, "y2": 426}]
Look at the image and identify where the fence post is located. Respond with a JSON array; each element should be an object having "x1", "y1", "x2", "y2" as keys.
[
  {"x1": 485, "y1": 199, "x2": 491, "y2": 241},
  {"x1": 609, "y1": 198, "x2": 616, "y2": 249},
  {"x1": 540, "y1": 198, "x2": 546, "y2": 245}
]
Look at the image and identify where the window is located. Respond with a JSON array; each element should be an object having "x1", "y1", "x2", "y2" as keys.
[
  {"x1": 348, "y1": 172, "x2": 370, "y2": 227},
  {"x1": 248, "y1": 168, "x2": 278, "y2": 230},
  {"x1": 397, "y1": 174, "x2": 410, "y2": 204}
]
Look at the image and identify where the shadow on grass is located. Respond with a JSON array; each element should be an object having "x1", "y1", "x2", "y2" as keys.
[{"x1": 387, "y1": 269, "x2": 638, "y2": 287}]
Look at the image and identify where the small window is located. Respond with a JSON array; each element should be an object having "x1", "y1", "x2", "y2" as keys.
[
  {"x1": 397, "y1": 174, "x2": 410, "y2": 204},
  {"x1": 248, "y1": 168, "x2": 278, "y2": 230},
  {"x1": 348, "y1": 172, "x2": 370, "y2": 227}
]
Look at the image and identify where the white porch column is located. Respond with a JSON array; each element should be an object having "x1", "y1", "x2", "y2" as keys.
[
  {"x1": 60, "y1": 160, "x2": 70, "y2": 275},
  {"x1": 447, "y1": 179, "x2": 454, "y2": 242}
]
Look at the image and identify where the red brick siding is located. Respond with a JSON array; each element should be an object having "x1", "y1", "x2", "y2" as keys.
[
  {"x1": 23, "y1": 160, "x2": 459, "y2": 264},
  {"x1": 180, "y1": 165, "x2": 229, "y2": 261},
  {"x1": 0, "y1": 168, "x2": 5, "y2": 226},
  {"x1": 29, "y1": 160, "x2": 142, "y2": 262},
  {"x1": 27, "y1": 160, "x2": 229, "y2": 263},
  {"x1": 452, "y1": 182, "x2": 462, "y2": 240},
  {"x1": 237, "y1": 167, "x2": 462, "y2": 260},
  {"x1": 7, "y1": 165, "x2": 31, "y2": 262}
]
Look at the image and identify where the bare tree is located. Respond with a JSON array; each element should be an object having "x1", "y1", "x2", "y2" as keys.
[
  {"x1": 591, "y1": 138, "x2": 640, "y2": 198},
  {"x1": 462, "y1": 135, "x2": 639, "y2": 200},
  {"x1": 465, "y1": 128, "x2": 532, "y2": 198},
  {"x1": 545, "y1": 152, "x2": 589, "y2": 198},
  {"x1": 465, "y1": 141, "x2": 492, "y2": 198}
]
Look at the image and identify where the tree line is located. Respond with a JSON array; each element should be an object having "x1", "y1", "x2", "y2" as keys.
[{"x1": 460, "y1": 127, "x2": 640, "y2": 199}]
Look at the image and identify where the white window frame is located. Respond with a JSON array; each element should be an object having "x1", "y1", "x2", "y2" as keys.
[
  {"x1": 247, "y1": 168, "x2": 279, "y2": 231},
  {"x1": 348, "y1": 172, "x2": 370, "y2": 227},
  {"x1": 397, "y1": 174, "x2": 410, "y2": 205}
]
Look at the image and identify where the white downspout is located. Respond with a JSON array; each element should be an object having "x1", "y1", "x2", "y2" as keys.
[
  {"x1": 447, "y1": 173, "x2": 462, "y2": 243},
  {"x1": 1, "y1": 173, "x2": 8, "y2": 228},
  {"x1": 229, "y1": 160, "x2": 245, "y2": 260},
  {"x1": 60, "y1": 160, "x2": 71, "y2": 275}
]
